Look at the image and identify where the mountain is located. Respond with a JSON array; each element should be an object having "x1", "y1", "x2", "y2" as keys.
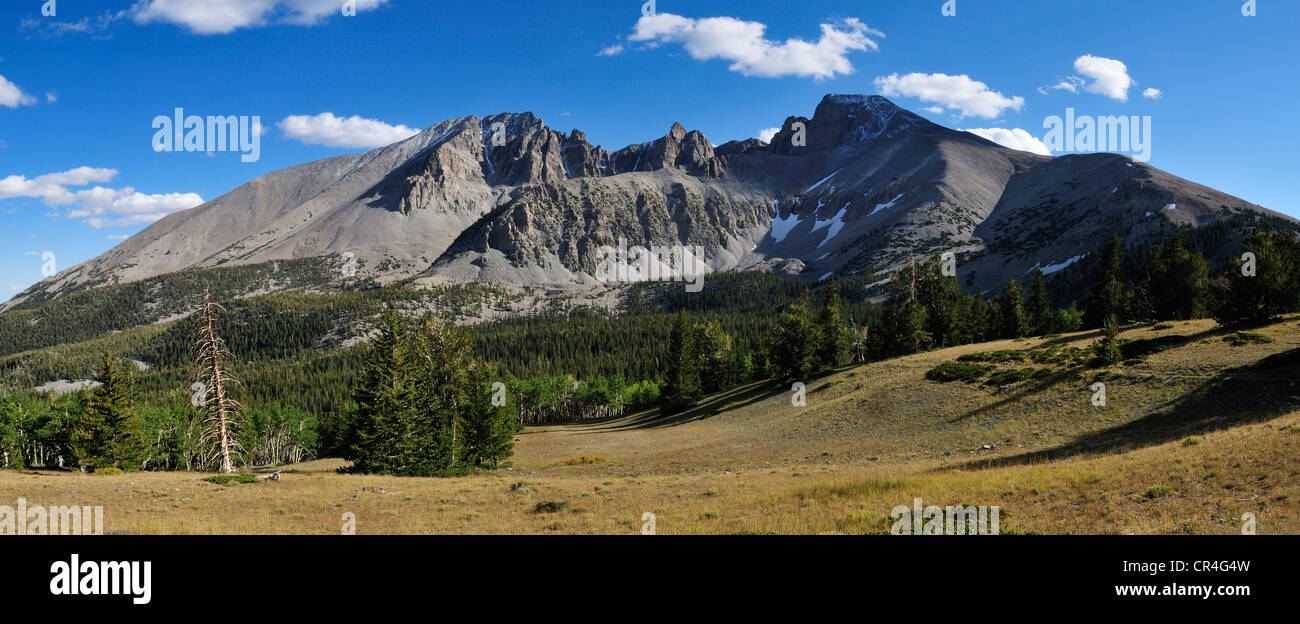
[{"x1": 7, "y1": 94, "x2": 1294, "y2": 311}]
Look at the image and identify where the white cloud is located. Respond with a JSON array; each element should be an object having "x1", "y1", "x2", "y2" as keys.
[
  {"x1": 1037, "y1": 76, "x2": 1083, "y2": 95},
  {"x1": 961, "y1": 128, "x2": 1051, "y2": 156},
  {"x1": 757, "y1": 127, "x2": 780, "y2": 143},
  {"x1": 597, "y1": 44, "x2": 624, "y2": 57},
  {"x1": 921, "y1": 106, "x2": 944, "y2": 115},
  {"x1": 66, "y1": 187, "x2": 205, "y2": 228},
  {"x1": 130, "y1": 0, "x2": 388, "y2": 34},
  {"x1": 107, "y1": 234, "x2": 130, "y2": 240},
  {"x1": 1143, "y1": 87, "x2": 1162, "y2": 100},
  {"x1": 1073, "y1": 55, "x2": 1133, "y2": 102},
  {"x1": 0, "y1": 167, "x2": 119, "y2": 204},
  {"x1": 0, "y1": 166, "x2": 202, "y2": 228},
  {"x1": 0, "y1": 74, "x2": 36, "y2": 108},
  {"x1": 874, "y1": 73, "x2": 1023, "y2": 119},
  {"x1": 628, "y1": 13, "x2": 883, "y2": 80},
  {"x1": 277, "y1": 112, "x2": 420, "y2": 148}
]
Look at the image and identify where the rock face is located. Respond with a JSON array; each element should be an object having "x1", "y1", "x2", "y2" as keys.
[{"x1": 9, "y1": 94, "x2": 1295, "y2": 310}]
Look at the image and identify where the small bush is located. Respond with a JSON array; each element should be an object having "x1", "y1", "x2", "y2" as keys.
[
  {"x1": 203, "y1": 474, "x2": 260, "y2": 485},
  {"x1": 926, "y1": 362, "x2": 995, "y2": 383},
  {"x1": 1224, "y1": 332, "x2": 1272, "y2": 347},
  {"x1": 1152, "y1": 322, "x2": 1176, "y2": 331},
  {"x1": 1181, "y1": 436, "x2": 1203, "y2": 447},
  {"x1": 93, "y1": 467, "x2": 125, "y2": 476},
  {"x1": 958, "y1": 350, "x2": 1026, "y2": 363},
  {"x1": 1145, "y1": 485, "x2": 1174, "y2": 499},
  {"x1": 533, "y1": 501, "x2": 568, "y2": 513},
  {"x1": 985, "y1": 368, "x2": 1039, "y2": 386}
]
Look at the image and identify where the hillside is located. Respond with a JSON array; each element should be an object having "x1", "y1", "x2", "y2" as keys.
[
  {"x1": 7, "y1": 95, "x2": 1295, "y2": 313},
  {"x1": 4, "y1": 315, "x2": 1295, "y2": 534}
]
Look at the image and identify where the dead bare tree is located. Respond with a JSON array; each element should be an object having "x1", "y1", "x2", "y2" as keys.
[{"x1": 192, "y1": 289, "x2": 243, "y2": 474}]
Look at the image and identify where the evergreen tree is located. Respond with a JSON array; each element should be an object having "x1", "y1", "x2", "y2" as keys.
[
  {"x1": 349, "y1": 309, "x2": 415, "y2": 474},
  {"x1": 816, "y1": 277, "x2": 852, "y2": 369},
  {"x1": 1144, "y1": 229, "x2": 1211, "y2": 320},
  {"x1": 661, "y1": 312, "x2": 702, "y2": 413},
  {"x1": 693, "y1": 320, "x2": 734, "y2": 394},
  {"x1": 771, "y1": 292, "x2": 818, "y2": 381},
  {"x1": 996, "y1": 280, "x2": 1029, "y2": 338},
  {"x1": 1026, "y1": 269, "x2": 1053, "y2": 335},
  {"x1": 459, "y1": 369, "x2": 515, "y2": 469},
  {"x1": 1095, "y1": 314, "x2": 1124, "y2": 365},
  {"x1": 1084, "y1": 235, "x2": 1129, "y2": 328},
  {"x1": 71, "y1": 354, "x2": 147, "y2": 471},
  {"x1": 1214, "y1": 229, "x2": 1300, "y2": 325}
]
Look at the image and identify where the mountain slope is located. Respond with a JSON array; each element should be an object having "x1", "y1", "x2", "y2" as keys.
[{"x1": 8, "y1": 94, "x2": 1294, "y2": 311}]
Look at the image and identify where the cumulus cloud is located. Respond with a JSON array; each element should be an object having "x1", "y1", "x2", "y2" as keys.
[
  {"x1": 597, "y1": 44, "x2": 624, "y2": 57},
  {"x1": 1073, "y1": 55, "x2": 1133, "y2": 101},
  {"x1": 756, "y1": 127, "x2": 780, "y2": 143},
  {"x1": 874, "y1": 73, "x2": 1023, "y2": 119},
  {"x1": 1143, "y1": 87, "x2": 1162, "y2": 100},
  {"x1": 130, "y1": 0, "x2": 388, "y2": 34},
  {"x1": 0, "y1": 167, "x2": 202, "y2": 228},
  {"x1": 107, "y1": 234, "x2": 131, "y2": 240},
  {"x1": 0, "y1": 74, "x2": 36, "y2": 108},
  {"x1": 277, "y1": 112, "x2": 420, "y2": 149},
  {"x1": 627, "y1": 13, "x2": 883, "y2": 80},
  {"x1": 961, "y1": 128, "x2": 1051, "y2": 156},
  {"x1": 66, "y1": 187, "x2": 205, "y2": 228}
]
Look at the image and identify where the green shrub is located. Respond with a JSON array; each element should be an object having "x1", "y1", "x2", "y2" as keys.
[
  {"x1": 1152, "y1": 322, "x2": 1176, "y2": 331},
  {"x1": 985, "y1": 368, "x2": 1039, "y2": 386},
  {"x1": 926, "y1": 362, "x2": 995, "y2": 383},
  {"x1": 1181, "y1": 436, "x2": 1203, "y2": 447},
  {"x1": 1145, "y1": 485, "x2": 1174, "y2": 499},
  {"x1": 93, "y1": 467, "x2": 125, "y2": 476},
  {"x1": 203, "y1": 474, "x2": 260, "y2": 485},
  {"x1": 958, "y1": 350, "x2": 1026, "y2": 363},
  {"x1": 1223, "y1": 331, "x2": 1273, "y2": 347},
  {"x1": 533, "y1": 501, "x2": 568, "y2": 513}
]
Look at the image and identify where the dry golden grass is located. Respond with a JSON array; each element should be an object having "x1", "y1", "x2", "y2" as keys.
[{"x1": 3, "y1": 317, "x2": 1298, "y2": 534}]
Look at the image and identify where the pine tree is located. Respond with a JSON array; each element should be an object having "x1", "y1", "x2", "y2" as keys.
[
  {"x1": 1026, "y1": 269, "x2": 1053, "y2": 335},
  {"x1": 349, "y1": 308, "x2": 414, "y2": 474},
  {"x1": 1095, "y1": 314, "x2": 1124, "y2": 365},
  {"x1": 1214, "y1": 229, "x2": 1300, "y2": 325},
  {"x1": 772, "y1": 292, "x2": 818, "y2": 381},
  {"x1": 996, "y1": 280, "x2": 1029, "y2": 338},
  {"x1": 816, "y1": 278, "x2": 852, "y2": 369},
  {"x1": 661, "y1": 312, "x2": 702, "y2": 414},
  {"x1": 693, "y1": 320, "x2": 734, "y2": 394},
  {"x1": 71, "y1": 354, "x2": 146, "y2": 471},
  {"x1": 1084, "y1": 235, "x2": 1128, "y2": 328},
  {"x1": 459, "y1": 369, "x2": 515, "y2": 469},
  {"x1": 1145, "y1": 229, "x2": 1211, "y2": 320}
]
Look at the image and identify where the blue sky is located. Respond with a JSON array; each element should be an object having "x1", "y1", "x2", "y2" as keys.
[{"x1": 1, "y1": 0, "x2": 1297, "y2": 301}]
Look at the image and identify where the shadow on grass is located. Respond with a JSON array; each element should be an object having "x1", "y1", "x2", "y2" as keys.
[{"x1": 953, "y1": 346, "x2": 1300, "y2": 471}]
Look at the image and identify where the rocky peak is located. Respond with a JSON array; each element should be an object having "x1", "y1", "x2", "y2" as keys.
[{"x1": 767, "y1": 94, "x2": 930, "y2": 155}]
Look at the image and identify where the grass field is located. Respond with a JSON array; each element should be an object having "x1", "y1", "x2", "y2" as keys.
[{"x1": 3, "y1": 317, "x2": 1298, "y2": 534}]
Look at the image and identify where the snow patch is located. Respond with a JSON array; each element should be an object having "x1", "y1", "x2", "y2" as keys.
[
  {"x1": 869, "y1": 194, "x2": 904, "y2": 216},
  {"x1": 1162, "y1": 203, "x2": 1177, "y2": 211},
  {"x1": 1041, "y1": 254, "x2": 1085, "y2": 275},
  {"x1": 802, "y1": 169, "x2": 843, "y2": 195}
]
